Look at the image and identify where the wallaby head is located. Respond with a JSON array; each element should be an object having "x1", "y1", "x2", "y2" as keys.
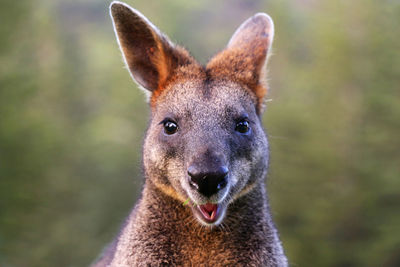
[{"x1": 110, "y1": 1, "x2": 274, "y2": 227}]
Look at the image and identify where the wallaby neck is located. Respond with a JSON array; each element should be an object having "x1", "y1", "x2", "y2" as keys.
[
  {"x1": 137, "y1": 179, "x2": 274, "y2": 243},
  {"x1": 108, "y1": 179, "x2": 286, "y2": 266}
]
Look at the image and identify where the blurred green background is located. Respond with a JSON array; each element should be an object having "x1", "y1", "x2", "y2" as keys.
[{"x1": 1, "y1": 0, "x2": 399, "y2": 266}]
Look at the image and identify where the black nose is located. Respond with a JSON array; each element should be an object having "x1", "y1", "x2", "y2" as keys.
[{"x1": 188, "y1": 165, "x2": 228, "y2": 197}]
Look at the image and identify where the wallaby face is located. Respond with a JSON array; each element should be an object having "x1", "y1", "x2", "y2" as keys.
[
  {"x1": 110, "y1": 1, "x2": 274, "y2": 226},
  {"x1": 143, "y1": 80, "x2": 269, "y2": 225}
]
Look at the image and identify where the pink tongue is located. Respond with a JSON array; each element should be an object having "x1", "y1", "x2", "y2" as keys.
[
  {"x1": 200, "y1": 203, "x2": 217, "y2": 220},
  {"x1": 203, "y1": 203, "x2": 217, "y2": 213}
]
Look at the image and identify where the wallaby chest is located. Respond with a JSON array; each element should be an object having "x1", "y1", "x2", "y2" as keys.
[{"x1": 112, "y1": 184, "x2": 279, "y2": 266}]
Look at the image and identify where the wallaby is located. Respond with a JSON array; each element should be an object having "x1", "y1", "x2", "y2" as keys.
[{"x1": 93, "y1": 1, "x2": 288, "y2": 266}]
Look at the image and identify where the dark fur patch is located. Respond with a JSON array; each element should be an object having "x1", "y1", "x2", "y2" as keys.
[
  {"x1": 165, "y1": 145, "x2": 178, "y2": 160},
  {"x1": 201, "y1": 70, "x2": 213, "y2": 100},
  {"x1": 228, "y1": 136, "x2": 253, "y2": 161}
]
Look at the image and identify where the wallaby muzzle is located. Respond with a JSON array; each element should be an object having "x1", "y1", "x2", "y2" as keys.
[{"x1": 187, "y1": 150, "x2": 229, "y2": 198}]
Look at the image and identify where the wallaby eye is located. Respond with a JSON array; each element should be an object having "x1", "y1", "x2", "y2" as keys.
[
  {"x1": 235, "y1": 120, "x2": 250, "y2": 134},
  {"x1": 163, "y1": 120, "x2": 178, "y2": 135}
]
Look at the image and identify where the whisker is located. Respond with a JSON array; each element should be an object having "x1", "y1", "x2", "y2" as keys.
[{"x1": 220, "y1": 223, "x2": 228, "y2": 233}]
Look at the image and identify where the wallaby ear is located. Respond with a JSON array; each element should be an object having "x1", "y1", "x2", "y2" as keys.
[
  {"x1": 207, "y1": 13, "x2": 274, "y2": 113},
  {"x1": 110, "y1": 1, "x2": 193, "y2": 93}
]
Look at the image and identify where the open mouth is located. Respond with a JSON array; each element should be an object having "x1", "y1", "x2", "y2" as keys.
[{"x1": 195, "y1": 203, "x2": 220, "y2": 224}]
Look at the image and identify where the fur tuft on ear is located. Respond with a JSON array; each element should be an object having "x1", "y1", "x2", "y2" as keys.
[
  {"x1": 109, "y1": 1, "x2": 197, "y2": 100},
  {"x1": 206, "y1": 13, "x2": 274, "y2": 114}
]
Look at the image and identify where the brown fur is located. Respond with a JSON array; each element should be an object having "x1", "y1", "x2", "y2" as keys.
[
  {"x1": 93, "y1": 2, "x2": 287, "y2": 266},
  {"x1": 111, "y1": 2, "x2": 200, "y2": 101},
  {"x1": 206, "y1": 13, "x2": 273, "y2": 113},
  {"x1": 150, "y1": 62, "x2": 205, "y2": 108},
  {"x1": 111, "y1": 3, "x2": 271, "y2": 113},
  {"x1": 101, "y1": 181, "x2": 284, "y2": 266}
]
